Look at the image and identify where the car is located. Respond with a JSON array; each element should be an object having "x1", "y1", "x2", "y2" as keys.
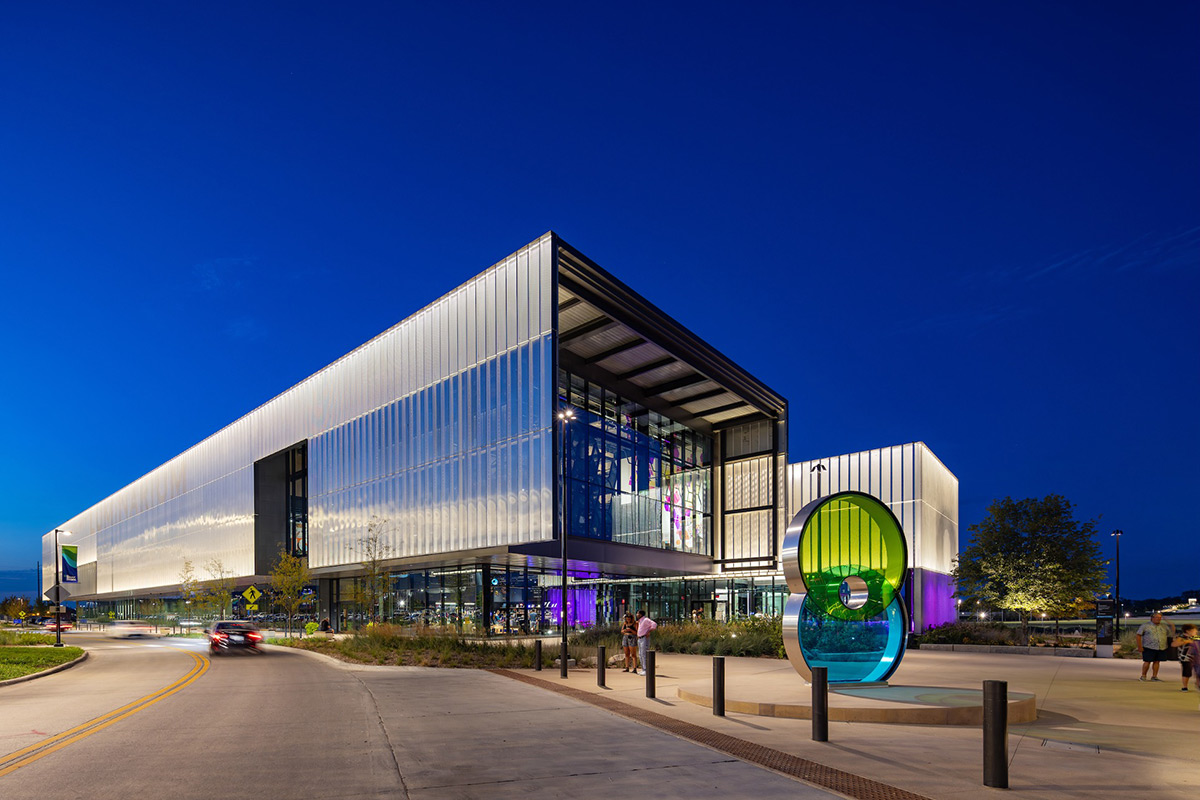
[
  {"x1": 177, "y1": 618, "x2": 204, "y2": 629},
  {"x1": 44, "y1": 620, "x2": 73, "y2": 632},
  {"x1": 207, "y1": 621, "x2": 264, "y2": 655},
  {"x1": 106, "y1": 620, "x2": 155, "y2": 639}
]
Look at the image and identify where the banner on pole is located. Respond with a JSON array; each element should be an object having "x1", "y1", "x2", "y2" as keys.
[{"x1": 62, "y1": 545, "x2": 78, "y2": 583}]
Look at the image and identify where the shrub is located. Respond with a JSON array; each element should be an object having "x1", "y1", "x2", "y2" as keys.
[
  {"x1": 0, "y1": 630, "x2": 55, "y2": 646},
  {"x1": 305, "y1": 621, "x2": 319, "y2": 636},
  {"x1": 574, "y1": 617, "x2": 784, "y2": 659},
  {"x1": 915, "y1": 622, "x2": 1021, "y2": 647}
]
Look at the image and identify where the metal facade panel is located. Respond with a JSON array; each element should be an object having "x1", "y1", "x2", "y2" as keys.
[
  {"x1": 44, "y1": 234, "x2": 557, "y2": 595},
  {"x1": 785, "y1": 442, "x2": 959, "y2": 631},
  {"x1": 918, "y1": 444, "x2": 959, "y2": 573}
]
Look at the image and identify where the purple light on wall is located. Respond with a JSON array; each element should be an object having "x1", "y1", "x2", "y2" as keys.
[
  {"x1": 546, "y1": 587, "x2": 597, "y2": 628},
  {"x1": 920, "y1": 571, "x2": 956, "y2": 629}
]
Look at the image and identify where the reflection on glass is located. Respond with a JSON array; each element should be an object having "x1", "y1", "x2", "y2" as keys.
[{"x1": 558, "y1": 369, "x2": 711, "y2": 555}]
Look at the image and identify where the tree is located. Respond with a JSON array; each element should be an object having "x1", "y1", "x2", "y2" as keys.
[
  {"x1": 356, "y1": 516, "x2": 393, "y2": 625},
  {"x1": 200, "y1": 558, "x2": 237, "y2": 620},
  {"x1": 178, "y1": 559, "x2": 200, "y2": 624},
  {"x1": 268, "y1": 547, "x2": 312, "y2": 637},
  {"x1": 953, "y1": 495, "x2": 1109, "y2": 645},
  {"x1": 1, "y1": 595, "x2": 31, "y2": 620}
]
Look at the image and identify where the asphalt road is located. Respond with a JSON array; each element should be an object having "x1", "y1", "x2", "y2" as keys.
[{"x1": 0, "y1": 632, "x2": 838, "y2": 799}]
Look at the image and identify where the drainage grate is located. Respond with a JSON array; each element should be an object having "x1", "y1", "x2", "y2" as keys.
[{"x1": 492, "y1": 669, "x2": 934, "y2": 800}]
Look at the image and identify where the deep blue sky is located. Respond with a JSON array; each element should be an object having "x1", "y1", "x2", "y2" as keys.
[{"x1": 1, "y1": 3, "x2": 1196, "y2": 601}]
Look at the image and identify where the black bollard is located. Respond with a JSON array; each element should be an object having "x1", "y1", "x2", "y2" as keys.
[
  {"x1": 713, "y1": 656, "x2": 725, "y2": 716},
  {"x1": 983, "y1": 680, "x2": 1009, "y2": 788},
  {"x1": 646, "y1": 650, "x2": 656, "y2": 698},
  {"x1": 811, "y1": 666, "x2": 828, "y2": 742},
  {"x1": 597, "y1": 645, "x2": 606, "y2": 687},
  {"x1": 534, "y1": 639, "x2": 542, "y2": 671}
]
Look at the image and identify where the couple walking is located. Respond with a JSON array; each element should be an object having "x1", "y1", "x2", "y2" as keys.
[{"x1": 620, "y1": 610, "x2": 656, "y2": 675}]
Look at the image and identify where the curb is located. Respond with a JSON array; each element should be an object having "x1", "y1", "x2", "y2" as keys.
[
  {"x1": 918, "y1": 643, "x2": 1095, "y2": 657},
  {"x1": 0, "y1": 650, "x2": 89, "y2": 687}
]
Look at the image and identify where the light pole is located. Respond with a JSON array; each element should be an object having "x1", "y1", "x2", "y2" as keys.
[
  {"x1": 558, "y1": 406, "x2": 575, "y2": 678},
  {"x1": 52, "y1": 528, "x2": 71, "y2": 647},
  {"x1": 811, "y1": 462, "x2": 826, "y2": 500},
  {"x1": 1111, "y1": 530, "x2": 1122, "y2": 640}
]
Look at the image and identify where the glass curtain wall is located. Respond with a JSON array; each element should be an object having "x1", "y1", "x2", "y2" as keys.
[
  {"x1": 333, "y1": 564, "x2": 592, "y2": 636},
  {"x1": 559, "y1": 370, "x2": 712, "y2": 555},
  {"x1": 579, "y1": 576, "x2": 790, "y2": 626}
]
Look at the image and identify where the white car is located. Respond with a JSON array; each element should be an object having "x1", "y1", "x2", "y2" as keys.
[{"x1": 106, "y1": 620, "x2": 155, "y2": 638}]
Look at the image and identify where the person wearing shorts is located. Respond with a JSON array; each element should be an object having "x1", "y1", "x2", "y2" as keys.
[
  {"x1": 620, "y1": 613, "x2": 638, "y2": 672},
  {"x1": 1173, "y1": 624, "x2": 1198, "y2": 691},
  {"x1": 1137, "y1": 612, "x2": 1173, "y2": 681}
]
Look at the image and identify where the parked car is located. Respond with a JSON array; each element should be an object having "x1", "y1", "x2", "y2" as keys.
[
  {"x1": 207, "y1": 621, "x2": 264, "y2": 655},
  {"x1": 106, "y1": 620, "x2": 155, "y2": 639}
]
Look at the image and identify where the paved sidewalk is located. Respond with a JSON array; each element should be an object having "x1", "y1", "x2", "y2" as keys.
[{"x1": 499, "y1": 649, "x2": 1197, "y2": 800}]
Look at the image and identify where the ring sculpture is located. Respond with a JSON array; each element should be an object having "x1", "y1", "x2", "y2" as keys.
[{"x1": 781, "y1": 491, "x2": 910, "y2": 684}]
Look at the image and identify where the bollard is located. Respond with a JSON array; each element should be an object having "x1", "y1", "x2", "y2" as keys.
[
  {"x1": 646, "y1": 650, "x2": 656, "y2": 698},
  {"x1": 713, "y1": 656, "x2": 725, "y2": 716},
  {"x1": 561, "y1": 641, "x2": 569, "y2": 679},
  {"x1": 597, "y1": 645, "x2": 606, "y2": 687},
  {"x1": 534, "y1": 639, "x2": 542, "y2": 671},
  {"x1": 983, "y1": 680, "x2": 1008, "y2": 788},
  {"x1": 811, "y1": 666, "x2": 828, "y2": 742}
]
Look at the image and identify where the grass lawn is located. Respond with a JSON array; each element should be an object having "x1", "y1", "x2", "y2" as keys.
[{"x1": 0, "y1": 647, "x2": 85, "y2": 681}]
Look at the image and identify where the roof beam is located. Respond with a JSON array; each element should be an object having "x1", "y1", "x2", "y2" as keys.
[
  {"x1": 560, "y1": 316, "x2": 619, "y2": 344},
  {"x1": 643, "y1": 373, "x2": 709, "y2": 397},
  {"x1": 690, "y1": 400, "x2": 749, "y2": 417},
  {"x1": 668, "y1": 386, "x2": 728, "y2": 405},
  {"x1": 616, "y1": 356, "x2": 676, "y2": 381},
  {"x1": 584, "y1": 337, "x2": 647, "y2": 365}
]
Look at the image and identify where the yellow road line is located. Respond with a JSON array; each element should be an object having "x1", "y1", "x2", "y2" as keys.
[{"x1": 0, "y1": 648, "x2": 209, "y2": 777}]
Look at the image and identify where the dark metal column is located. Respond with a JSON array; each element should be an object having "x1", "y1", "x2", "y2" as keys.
[
  {"x1": 713, "y1": 656, "x2": 725, "y2": 716},
  {"x1": 811, "y1": 666, "x2": 828, "y2": 741},
  {"x1": 983, "y1": 680, "x2": 1009, "y2": 788}
]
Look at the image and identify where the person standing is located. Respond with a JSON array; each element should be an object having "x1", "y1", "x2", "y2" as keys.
[
  {"x1": 1173, "y1": 624, "x2": 1198, "y2": 691},
  {"x1": 635, "y1": 610, "x2": 657, "y2": 676},
  {"x1": 620, "y1": 613, "x2": 638, "y2": 672},
  {"x1": 1136, "y1": 612, "x2": 1174, "y2": 681}
]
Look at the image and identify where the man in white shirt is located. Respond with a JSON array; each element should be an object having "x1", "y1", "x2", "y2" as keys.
[
  {"x1": 635, "y1": 610, "x2": 657, "y2": 676},
  {"x1": 1136, "y1": 612, "x2": 1174, "y2": 682}
]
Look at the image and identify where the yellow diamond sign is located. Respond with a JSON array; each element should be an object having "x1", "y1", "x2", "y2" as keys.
[{"x1": 242, "y1": 585, "x2": 262, "y2": 604}]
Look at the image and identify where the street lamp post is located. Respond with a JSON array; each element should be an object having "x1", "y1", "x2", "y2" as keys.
[
  {"x1": 1111, "y1": 530, "x2": 1122, "y2": 640},
  {"x1": 52, "y1": 528, "x2": 71, "y2": 647},
  {"x1": 558, "y1": 406, "x2": 575, "y2": 679},
  {"x1": 810, "y1": 462, "x2": 826, "y2": 500}
]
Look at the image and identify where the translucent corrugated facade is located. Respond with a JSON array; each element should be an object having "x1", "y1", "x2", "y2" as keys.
[
  {"x1": 44, "y1": 235, "x2": 556, "y2": 595},
  {"x1": 786, "y1": 442, "x2": 959, "y2": 630}
]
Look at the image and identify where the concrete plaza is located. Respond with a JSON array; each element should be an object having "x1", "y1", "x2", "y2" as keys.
[{"x1": 502, "y1": 647, "x2": 1196, "y2": 800}]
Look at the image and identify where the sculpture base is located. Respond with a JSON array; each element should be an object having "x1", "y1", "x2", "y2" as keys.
[{"x1": 678, "y1": 680, "x2": 1036, "y2": 725}]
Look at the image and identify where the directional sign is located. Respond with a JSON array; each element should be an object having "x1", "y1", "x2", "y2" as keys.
[
  {"x1": 44, "y1": 584, "x2": 72, "y2": 603},
  {"x1": 242, "y1": 585, "x2": 262, "y2": 604},
  {"x1": 246, "y1": 604, "x2": 259, "y2": 611}
]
